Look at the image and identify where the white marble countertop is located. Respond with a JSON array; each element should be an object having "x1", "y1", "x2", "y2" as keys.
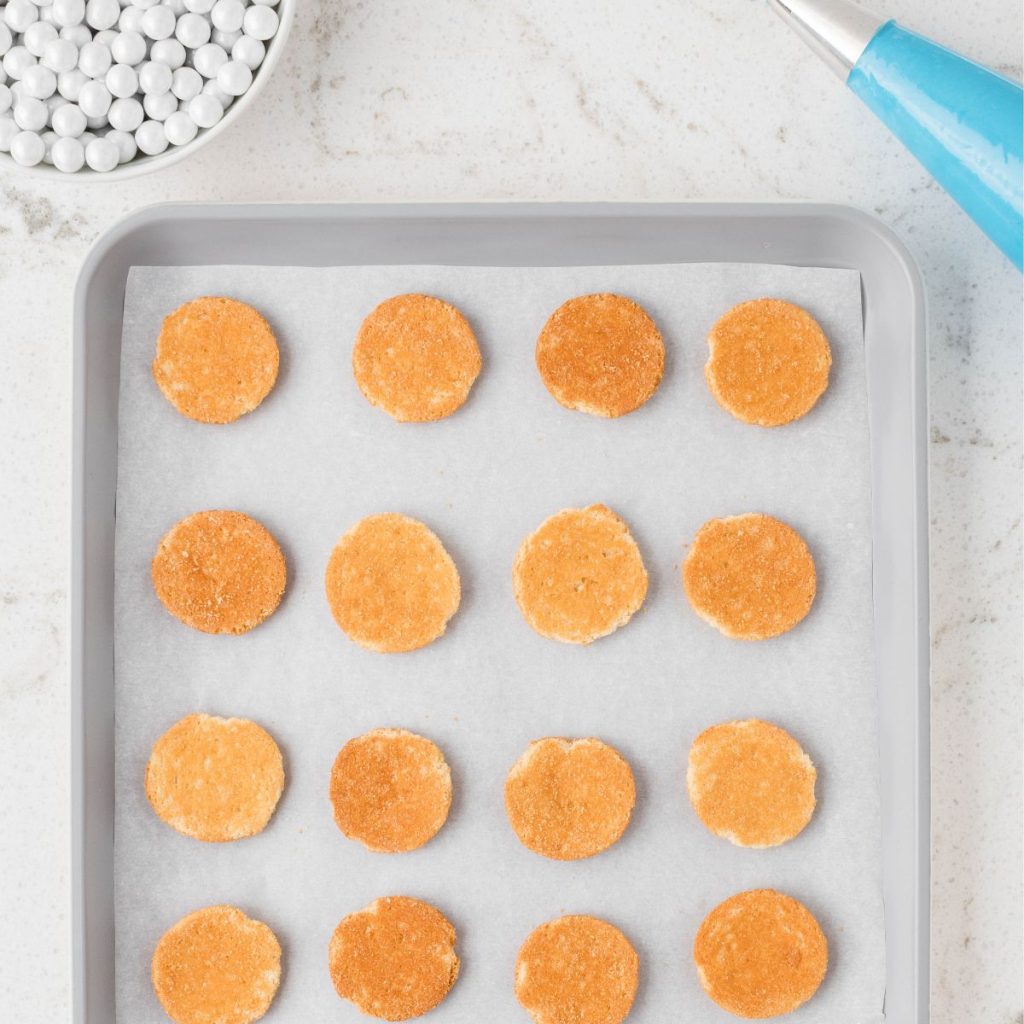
[{"x1": 0, "y1": 2, "x2": 1020, "y2": 1021}]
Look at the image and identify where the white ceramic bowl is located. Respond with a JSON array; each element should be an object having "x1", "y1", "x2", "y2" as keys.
[{"x1": 1, "y1": 0, "x2": 294, "y2": 182}]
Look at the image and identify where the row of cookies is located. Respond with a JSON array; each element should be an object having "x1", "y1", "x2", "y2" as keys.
[
  {"x1": 153, "y1": 292, "x2": 832, "y2": 425},
  {"x1": 152, "y1": 889, "x2": 827, "y2": 1024},
  {"x1": 148, "y1": 716, "x2": 818, "y2": 854},
  {"x1": 151, "y1": 505, "x2": 818, "y2": 647}
]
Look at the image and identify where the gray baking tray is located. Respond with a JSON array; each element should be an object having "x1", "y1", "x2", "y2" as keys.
[{"x1": 71, "y1": 202, "x2": 929, "y2": 1023}]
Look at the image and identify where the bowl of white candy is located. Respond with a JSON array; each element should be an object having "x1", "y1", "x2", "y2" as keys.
[{"x1": 0, "y1": 0, "x2": 293, "y2": 178}]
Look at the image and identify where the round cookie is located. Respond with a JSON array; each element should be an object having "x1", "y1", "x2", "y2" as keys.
[
  {"x1": 328, "y1": 896, "x2": 460, "y2": 1021},
  {"x1": 682, "y1": 513, "x2": 815, "y2": 641},
  {"x1": 146, "y1": 713, "x2": 285, "y2": 843},
  {"x1": 705, "y1": 298, "x2": 832, "y2": 427},
  {"x1": 153, "y1": 296, "x2": 280, "y2": 424},
  {"x1": 505, "y1": 737, "x2": 636, "y2": 860},
  {"x1": 330, "y1": 728, "x2": 452, "y2": 853},
  {"x1": 693, "y1": 889, "x2": 828, "y2": 1018},
  {"x1": 152, "y1": 905, "x2": 281, "y2": 1024},
  {"x1": 353, "y1": 293, "x2": 482, "y2": 422},
  {"x1": 513, "y1": 504, "x2": 648, "y2": 644},
  {"x1": 516, "y1": 915, "x2": 639, "y2": 1024},
  {"x1": 687, "y1": 719, "x2": 816, "y2": 848},
  {"x1": 152, "y1": 510, "x2": 286, "y2": 635},
  {"x1": 536, "y1": 293, "x2": 665, "y2": 417},
  {"x1": 324, "y1": 513, "x2": 460, "y2": 653}
]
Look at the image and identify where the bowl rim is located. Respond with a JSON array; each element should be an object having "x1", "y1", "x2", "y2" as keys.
[{"x1": 0, "y1": 0, "x2": 295, "y2": 183}]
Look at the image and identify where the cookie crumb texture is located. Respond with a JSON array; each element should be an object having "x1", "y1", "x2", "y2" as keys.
[
  {"x1": 151, "y1": 905, "x2": 281, "y2": 1024},
  {"x1": 536, "y1": 293, "x2": 664, "y2": 417},
  {"x1": 153, "y1": 297, "x2": 280, "y2": 424},
  {"x1": 513, "y1": 504, "x2": 648, "y2": 644},
  {"x1": 151, "y1": 510, "x2": 286, "y2": 635},
  {"x1": 688, "y1": 719, "x2": 816, "y2": 847},
  {"x1": 693, "y1": 889, "x2": 828, "y2": 1019},
  {"x1": 705, "y1": 298, "x2": 831, "y2": 427},
  {"x1": 328, "y1": 896, "x2": 460, "y2": 1021},
  {"x1": 330, "y1": 728, "x2": 452, "y2": 853},
  {"x1": 325, "y1": 513, "x2": 461, "y2": 653},
  {"x1": 505, "y1": 737, "x2": 635, "y2": 860},
  {"x1": 683, "y1": 513, "x2": 816, "y2": 640},
  {"x1": 146, "y1": 714, "x2": 285, "y2": 843},
  {"x1": 516, "y1": 915, "x2": 639, "y2": 1024},
  {"x1": 353, "y1": 293, "x2": 482, "y2": 422}
]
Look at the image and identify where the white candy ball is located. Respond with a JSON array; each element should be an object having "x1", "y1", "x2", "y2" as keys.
[
  {"x1": 106, "y1": 93, "x2": 141, "y2": 129},
  {"x1": 104, "y1": 61, "x2": 135, "y2": 96},
  {"x1": 51, "y1": 132, "x2": 84, "y2": 170},
  {"x1": 3, "y1": 45, "x2": 36, "y2": 80},
  {"x1": 22, "y1": 20, "x2": 58, "y2": 56},
  {"x1": 0, "y1": 115, "x2": 18, "y2": 150},
  {"x1": 13, "y1": 95, "x2": 47, "y2": 129},
  {"x1": 241, "y1": 4, "x2": 276, "y2": 40},
  {"x1": 78, "y1": 128, "x2": 94, "y2": 145},
  {"x1": 186, "y1": 89, "x2": 218, "y2": 126},
  {"x1": 210, "y1": 27, "x2": 238, "y2": 49},
  {"x1": 51, "y1": 98, "x2": 85, "y2": 134},
  {"x1": 94, "y1": 27, "x2": 117, "y2": 46},
  {"x1": 162, "y1": 106, "x2": 194, "y2": 144},
  {"x1": 173, "y1": 10, "x2": 208, "y2": 47},
  {"x1": 59, "y1": 22, "x2": 90, "y2": 45},
  {"x1": 76, "y1": 77, "x2": 109, "y2": 115},
  {"x1": 45, "y1": 91, "x2": 67, "y2": 113},
  {"x1": 77, "y1": 39, "x2": 111, "y2": 77},
  {"x1": 56, "y1": 66, "x2": 87, "y2": 98},
  {"x1": 214, "y1": 57, "x2": 248, "y2": 96},
  {"x1": 0, "y1": 83, "x2": 11, "y2": 113},
  {"x1": 10, "y1": 128, "x2": 45, "y2": 164},
  {"x1": 167, "y1": 0, "x2": 187, "y2": 15},
  {"x1": 183, "y1": 0, "x2": 214, "y2": 13},
  {"x1": 230, "y1": 34, "x2": 263, "y2": 70},
  {"x1": 116, "y1": 6, "x2": 144, "y2": 33},
  {"x1": 200, "y1": 75, "x2": 229, "y2": 107},
  {"x1": 134, "y1": 116, "x2": 166, "y2": 153},
  {"x1": 141, "y1": 4, "x2": 175, "y2": 40},
  {"x1": 84, "y1": 0, "x2": 119, "y2": 31},
  {"x1": 52, "y1": 0, "x2": 85, "y2": 28},
  {"x1": 5, "y1": 0, "x2": 40, "y2": 34},
  {"x1": 142, "y1": 86, "x2": 174, "y2": 119},
  {"x1": 42, "y1": 37, "x2": 78, "y2": 72},
  {"x1": 40, "y1": 128, "x2": 58, "y2": 163},
  {"x1": 109, "y1": 29, "x2": 145, "y2": 65},
  {"x1": 105, "y1": 126, "x2": 135, "y2": 161},
  {"x1": 149, "y1": 37, "x2": 184, "y2": 68},
  {"x1": 84, "y1": 133, "x2": 117, "y2": 169},
  {"x1": 0, "y1": 25, "x2": 13, "y2": 59},
  {"x1": 190, "y1": 40, "x2": 224, "y2": 77},
  {"x1": 21, "y1": 62, "x2": 56, "y2": 97},
  {"x1": 38, "y1": 6, "x2": 58, "y2": 25},
  {"x1": 169, "y1": 63, "x2": 199, "y2": 99},
  {"x1": 209, "y1": 0, "x2": 242, "y2": 33},
  {"x1": 9, "y1": 80, "x2": 28, "y2": 100},
  {"x1": 138, "y1": 58, "x2": 171, "y2": 93}
]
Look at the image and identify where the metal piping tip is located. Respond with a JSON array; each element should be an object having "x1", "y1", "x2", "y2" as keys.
[{"x1": 768, "y1": 0, "x2": 886, "y2": 80}]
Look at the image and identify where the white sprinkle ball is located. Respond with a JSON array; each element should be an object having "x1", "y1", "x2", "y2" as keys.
[
  {"x1": 110, "y1": 29, "x2": 146, "y2": 66},
  {"x1": 105, "y1": 61, "x2": 136, "y2": 96},
  {"x1": 230, "y1": 34, "x2": 263, "y2": 70},
  {"x1": 41, "y1": 128, "x2": 59, "y2": 163},
  {"x1": 186, "y1": 89, "x2": 218, "y2": 126},
  {"x1": 5, "y1": 1, "x2": 40, "y2": 35},
  {"x1": 56, "y1": 66, "x2": 87, "y2": 99},
  {"x1": 51, "y1": 132, "x2": 84, "y2": 170},
  {"x1": 169, "y1": 63, "x2": 200, "y2": 100},
  {"x1": 141, "y1": 4, "x2": 175, "y2": 40},
  {"x1": 42, "y1": 36, "x2": 78, "y2": 72},
  {"x1": 84, "y1": 0, "x2": 119, "y2": 31},
  {"x1": 134, "y1": 116, "x2": 166, "y2": 153},
  {"x1": 84, "y1": 132, "x2": 117, "y2": 168},
  {"x1": 210, "y1": 27, "x2": 238, "y2": 49},
  {"x1": 3, "y1": 45, "x2": 37, "y2": 79},
  {"x1": 0, "y1": 114, "x2": 19, "y2": 150},
  {"x1": 51, "y1": 98, "x2": 85, "y2": 134},
  {"x1": 21, "y1": 61, "x2": 56, "y2": 96},
  {"x1": 166, "y1": 0, "x2": 188, "y2": 16},
  {"x1": 162, "y1": 106, "x2": 195, "y2": 144},
  {"x1": 78, "y1": 128, "x2": 94, "y2": 145},
  {"x1": 142, "y1": 86, "x2": 175, "y2": 119},
  {"x1": 0, "y1": 83, "x2": 11, "y2": 113},
  {"x1": 10, "y1": 127, "x2": 45, "y2": 164},
  {"x1": 59, "y1": 23, "x2": 90, "y2": 47},
  {"x1": 52, "y1": 0, "x2": 86, "y2": 29},
  {"x1": 190, "y1": 40, "x2": 224, "y2": 77},
  {"x1": 116, "y1": 6, "x2": 145, "y2": 33},
  {"x1": 138, "y1": 58, "x2": 171, "y2": 93},
  {"x1": 174, "y1": 11, "x2": 209, "y2": 48},
  {"x1": 241, "y1": 4, "x2": 276, "y2": 40},
  {"x1": 105, "y1": 126, "x2": 136, "y2": 162},
  {"x1": 107, "y1": 93, "x2": 142, "y2": 129},
  {"x1": 22, "y1": 20, "x2": 58, "y2": 56},
  {"x1": 94, "y1": 27, "x2": 117, "y2": 47},
  {"x1": 183, "y1": 0, "x2": 215, "y2": 13},
  {"x1": 214, "y1": 57, "x2": 248, "y2": 96},
  {"x1": 13, "y1": 94, "x2": 47, "y2": 129},
  {"x1": 76, "y1": 76, "x2": 109, "y2": 115},
  {"x1": 0, "y1": 25, "x2": 13, "y2": 59},
  {"x1": 77, "y1": 39, "x2": 111, "y2": 77},
  {"x1": 209, "y1": 0, "x2": 242, "y2": 33},
  {"x1": 150, "y1": 37, "x2": 184, "y2": 68}
]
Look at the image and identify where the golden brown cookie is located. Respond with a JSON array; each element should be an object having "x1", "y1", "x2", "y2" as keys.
[
  {"x1": 516, "y1": 915, "x2": 639, "y2": 1024},
  {"x1": 687, "y1": 719, "x2": 816, "y2": 848},
  {"x1": 705, "y1": 298, "x2": 832, "y2": 427},
  {"x1": 152, "y1": 905, "x2": 281, "y2": 1024},
  {"x1": 153, "y1": 296, "x2": 279, "y2": 424},
  {"x1": 513, "y1": 505, "x2": 648, "y2": 644},
  {"x1": 146, "y1": 714, "x2": 285, "y2": 843},
  {"x1": 353, "y1": 293, "x2": 482, "y2": 422},
  {"x1": 324, "y1": 513, "x2": 460, "y2": 653},
  {"x1": 330, "y1": 728, "x2": 452, "y2": 853},
  {"x1": 693, "y1": 889, "x2": 828, "y2": 1019},
  {"x1": 152, "y1": 510, "x2": 286, "y2": 635},
  {"x1": 682, "y1": 513, "x2": 816, "y2": 641},
  {"x1": 505, "y1": 737, "x2": 636, "y2": 860},
  {"x1": 328, "y1": 896, "x2": 460, "y2": 1021},
  {"x1": 536, "y1": 293, "x2": 665, "y2": 417}
]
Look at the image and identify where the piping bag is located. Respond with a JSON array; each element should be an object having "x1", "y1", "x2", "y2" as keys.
[{"x1": 770, "y1": 0, "x2": 1023, "y2": 269}]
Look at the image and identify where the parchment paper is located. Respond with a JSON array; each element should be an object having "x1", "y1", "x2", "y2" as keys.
[{"x1": 115, "y1": 262, "x2": 885, "y2": 1023}]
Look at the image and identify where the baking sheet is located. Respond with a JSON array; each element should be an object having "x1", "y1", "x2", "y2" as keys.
[{"x1": 114, "y1": 262, "x2": 885, "y2": 1023}]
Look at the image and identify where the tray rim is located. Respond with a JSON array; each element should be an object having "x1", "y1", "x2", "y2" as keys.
[{"x1": 71, "y1": 200, "x2": 929, "y2": 1024}]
